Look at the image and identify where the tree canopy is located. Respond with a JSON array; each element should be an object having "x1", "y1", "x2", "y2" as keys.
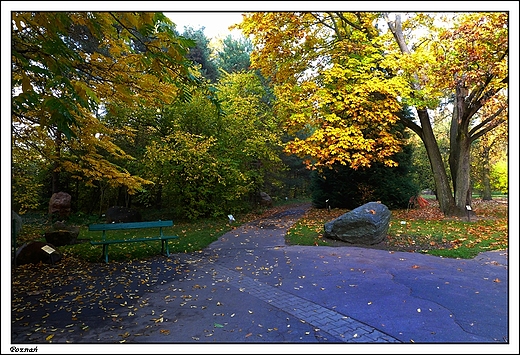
[
  {"x1": 12, "y1": 12, "x2": 205, "y2": 205},
  {"x1": 11, "y1": 12, "x2": 293, "y2": 217},
  {"x1": 10, "y1": 11, "x2": 510, "y2": 219},
  {"x1": 236, "y1": 12, "x2": 508, "y2": 216}
]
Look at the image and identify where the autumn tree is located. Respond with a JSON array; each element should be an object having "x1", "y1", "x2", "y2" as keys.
[
  {"x1": 139, "y1": 70, "x2": 284, "y2": 219},
  {"x1": 311, "y1": 109, "x2": 419, "y2": 210},
  {"x1": 12, "y1": 12, "x2": 205, "y2": 211},
  {"x1": 385, "y1": 12, "x2": 508, "y2": 216},
  {"x1": 237, "y1": 12, "x2": 508, "y2": 217},
  {"x1": 239, "y1": 12, "x2": 404, "y2": 168}
]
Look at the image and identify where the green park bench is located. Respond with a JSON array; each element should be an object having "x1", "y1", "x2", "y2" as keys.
[{"x1": 89, "y1": 220, "x2": 178, "y2": 263}]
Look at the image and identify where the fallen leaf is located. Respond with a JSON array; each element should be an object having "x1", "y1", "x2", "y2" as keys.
[{"x1": 120, "y1": 331, "x2": 130, "y2": 338}]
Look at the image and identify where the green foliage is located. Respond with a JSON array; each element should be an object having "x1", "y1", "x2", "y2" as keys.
[
  {"x1": 136, "y1": 71, "x2": 285, "y2": 219},
  {"x1": 489, "y1": 160, "x2": 508, "y2": 194},
  {"x1": 180, "y1": 26, "x2": 219, "y2": 82},
  {"x1": 215, "y1": 35, "x2": 253, "y2": 74},
  {"x1": 215, "y1": 71, "x2": 286, "y2": 196},
  {"x1": 143, "y1": 130, "x2": 245, "y2": 219},
  {"x1": 471, "y1": 159, "x2": 508, "y2": 196}
]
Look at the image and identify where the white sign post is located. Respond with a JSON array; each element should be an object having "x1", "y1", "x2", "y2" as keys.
[{"x1": 465, "y1": 205, "x2": 472, "y2": 221}]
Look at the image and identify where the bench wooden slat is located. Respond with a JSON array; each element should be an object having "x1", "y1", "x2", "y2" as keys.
[
  {"x1": 90, "y1": 235, "x2": 179, "y2": 245},
  {"x1": 89, "y1": 220, "x2": 173, "y2": 231}
]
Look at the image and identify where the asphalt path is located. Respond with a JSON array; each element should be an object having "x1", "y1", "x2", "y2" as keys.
[{"x1": 8, "y1": 203, "x2": 515, "y2": 354}]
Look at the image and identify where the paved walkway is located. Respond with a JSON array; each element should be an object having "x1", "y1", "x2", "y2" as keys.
[{"x1": 9, "y1": 203, "x2": 514, "y2": 353}]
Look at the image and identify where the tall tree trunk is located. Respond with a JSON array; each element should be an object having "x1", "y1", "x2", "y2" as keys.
[
  {"x1": 155, "y1": 184, "x2": 163, "y2": 208},
  {"x1": 481, "y1": 167, "x2": 493, "y2": 200},
  {"x1": 416, "y1": 109, "x2": 456, "y2": 216},
  {"x1": 51, "y1": 130, "x2": 63, "y2": 194},
  {"x1": 449, "y1": 85, "x2": 476, "y2": 217},
  {"x1": 386, "y1": 15, "x2": 457, "y2": 216},
  {"x1": 386, "y1": 13, "x2": 506, "y2": 218},
  {"x1": 450, "y1": 137, "x2": 473, "y2": 217}
]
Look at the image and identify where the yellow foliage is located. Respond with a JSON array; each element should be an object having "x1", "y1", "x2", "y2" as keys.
[
  {"x1": 237, "y1": 12, "x2": 507, "y2": 173},
  {"x1": 12, "y1": 11, "x2": 197, "y2": 201}
]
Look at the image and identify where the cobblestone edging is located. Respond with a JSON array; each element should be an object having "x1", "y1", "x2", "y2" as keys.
[{"x1": 210, "y1": 264, "x2": 401, "y2": 343}]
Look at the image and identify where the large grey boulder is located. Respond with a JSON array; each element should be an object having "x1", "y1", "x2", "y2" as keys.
[{"x1": 323, "y1": 201, "x2": 391, "y2": 245}]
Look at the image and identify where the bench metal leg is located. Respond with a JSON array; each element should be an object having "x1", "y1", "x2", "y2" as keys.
[
  {"x1": 161, "y1": 240, "x2": 170, "y2": 257},
  {"x1": 102, "y1": 244, "x2": 109, "y2": 263}
]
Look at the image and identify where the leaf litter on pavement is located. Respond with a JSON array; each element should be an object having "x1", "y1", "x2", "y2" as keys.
[{"x1": 11, "y1": 245, "x2": 306, "y2": 342}]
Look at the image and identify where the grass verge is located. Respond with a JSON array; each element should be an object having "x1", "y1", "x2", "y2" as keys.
[
  {"x1": 13, "y1": 200, "x2": 306, "y2": 263},
  {"x1": 14, "y1": 197, "x2": 507, "y2": 262},
  {"x1": 286, "y1": 198, "x2": 508, "y2": 259}
]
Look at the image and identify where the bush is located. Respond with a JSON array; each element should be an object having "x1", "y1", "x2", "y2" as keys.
[{"x1": 311, "y1": 146, "x2": 419, "y2": 210}]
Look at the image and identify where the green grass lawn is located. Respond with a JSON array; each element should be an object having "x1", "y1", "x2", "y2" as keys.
[
  {"x1": 14, "y1": 197, "x2": 508, "y2": 263},
  {"x1": 13, "y1": 204, "x2": 283, "y2": 263},
  {"x1": 286, "y1": 198, "x2": 508, "y2": 259},
  {"x1": 66, "y1": 219, "x2": 233, "y2": 263}
]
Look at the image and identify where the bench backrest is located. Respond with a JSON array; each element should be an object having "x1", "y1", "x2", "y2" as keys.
[{"x1": 89, "y1": 220, "x2": 173, "y2": 231}]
